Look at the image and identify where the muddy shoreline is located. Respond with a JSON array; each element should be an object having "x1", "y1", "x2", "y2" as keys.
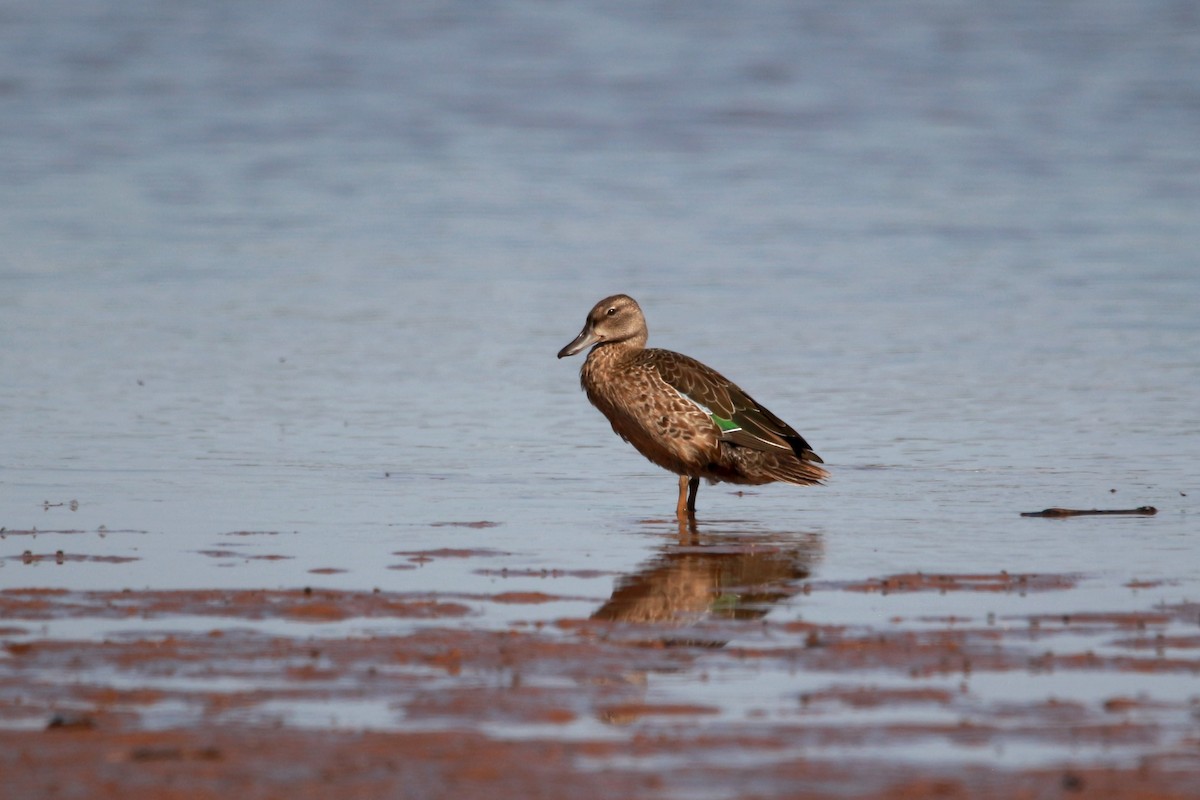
[{"x1": 3, "y1": 576, "x2": 1197, "y2": 798}]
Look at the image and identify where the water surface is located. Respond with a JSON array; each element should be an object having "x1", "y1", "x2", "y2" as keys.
[{"x1": 2, "y1": 0, "x2": 1198, "y2": 778}]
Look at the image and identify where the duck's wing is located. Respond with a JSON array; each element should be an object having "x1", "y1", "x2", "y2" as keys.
[{"x1": 647, "y1": 349, "x2": 823, "y2": 463}]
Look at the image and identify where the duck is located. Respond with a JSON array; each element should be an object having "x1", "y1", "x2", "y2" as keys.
[{"x1": 557, "y1": 294, "x2": 827, "y2": 518}]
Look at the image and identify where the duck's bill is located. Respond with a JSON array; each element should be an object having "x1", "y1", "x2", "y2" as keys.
[{"x1": 557, "y1": 328, "x2": 601, "y2": 358}]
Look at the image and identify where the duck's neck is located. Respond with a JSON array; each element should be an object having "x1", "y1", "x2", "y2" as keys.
[{"x1": 586, "y1": 337, "x2": 643, "y2": 365}]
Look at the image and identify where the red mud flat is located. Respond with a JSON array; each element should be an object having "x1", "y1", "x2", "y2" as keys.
[
  {"x1": 2, "y1": 726, "x2": 1199, "y2": 800},
  {"x1": 830, "y1": 571, "x2": 1081, "y2": 594},
  {"x1": 393, "y1": 547, "x2": 513, "y2": 565},
  {"x1": 5, "y1": 551, "x2": 140, "y2": 565},
  {"x1": 1, "y1": 578, "x2": 1199, "y2": 799},
  {"x1": 195, "y1": 549, "x2": 294, "y2": 561},
  {"x1": 0, "y1": 527, "x2": 145, "y2": 538}
]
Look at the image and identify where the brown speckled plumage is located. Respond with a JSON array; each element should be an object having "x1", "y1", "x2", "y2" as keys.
[{"x1": 557, "y1": 294, "x2": 827, "y2": 518}]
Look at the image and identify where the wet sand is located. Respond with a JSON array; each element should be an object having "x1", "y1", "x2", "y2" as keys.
[{"x1": 4, "y1": 568, "x2": 1197, "y2": 799}]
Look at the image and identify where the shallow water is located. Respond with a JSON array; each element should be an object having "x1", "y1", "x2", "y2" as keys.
[{"x1": 2, "y1": 0, "x2": 1199, "y2": 782}]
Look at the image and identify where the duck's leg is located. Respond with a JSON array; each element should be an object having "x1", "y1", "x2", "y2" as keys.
[{"x1": 676, "y1": 476, "x2": 701, "y2": 519}]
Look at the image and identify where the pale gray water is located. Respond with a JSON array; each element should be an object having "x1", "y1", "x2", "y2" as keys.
[{"x1": 2, "y1": 0, "x2": 1198, "y2": 769}]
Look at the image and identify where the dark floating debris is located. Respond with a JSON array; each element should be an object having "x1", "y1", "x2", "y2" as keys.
[{"x1": 1020, "y1": 506, "x2": 1157, "y2": 518}]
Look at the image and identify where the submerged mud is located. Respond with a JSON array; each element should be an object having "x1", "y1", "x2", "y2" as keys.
[{"x1": 2, "y1": 570, "x2": 1198, "y2": 799}]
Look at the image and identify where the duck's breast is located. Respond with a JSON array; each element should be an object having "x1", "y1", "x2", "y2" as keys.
[{"x1": 582, "y1": 355, "x2": 720, "y2": 475}]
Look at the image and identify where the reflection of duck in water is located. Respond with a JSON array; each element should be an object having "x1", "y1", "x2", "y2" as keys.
[
  {"x1": 557, "y1": 295, "x2": 828, "y2": 520},
  {"x1": 592, "y1": 524, "x2": 822, "y2": 625}
]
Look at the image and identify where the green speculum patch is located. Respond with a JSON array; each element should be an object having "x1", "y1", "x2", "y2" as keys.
[{"x1": 712, "y1": 414, "x2": 741, "y2": 432}]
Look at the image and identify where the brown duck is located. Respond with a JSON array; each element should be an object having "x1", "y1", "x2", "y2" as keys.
[{"x1": 558, "y1": 294, "x2": 827, "y2": 518}]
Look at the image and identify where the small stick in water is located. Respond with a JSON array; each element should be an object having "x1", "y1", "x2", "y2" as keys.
[{"x1": 1020, "y1": 506, "x2": 1157, "y2": 518}]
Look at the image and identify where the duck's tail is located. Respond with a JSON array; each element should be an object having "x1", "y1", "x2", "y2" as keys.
[{"x1": 721, "y1": 446, "x2": 830, "y2": 486}]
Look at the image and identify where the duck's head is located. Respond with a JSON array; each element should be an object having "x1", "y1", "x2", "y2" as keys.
[{"x1": 557, "y1": 294, "x2": 647, "y2": 358}]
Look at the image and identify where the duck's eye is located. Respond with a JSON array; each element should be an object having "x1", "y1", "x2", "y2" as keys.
[{"x1": 606, "y1": 307, "x2": 617, "y2": 316}]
